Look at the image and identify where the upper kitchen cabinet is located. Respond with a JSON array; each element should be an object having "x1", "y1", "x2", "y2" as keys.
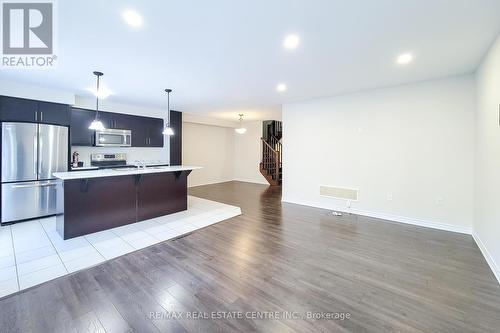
[
  {"x1": 0, "y1": 96, "x2": 70, "y2": 126},
  {"x1": 68, "y1": 107, "x2": 164, "y2": 147},
  {"x1": 70, "y1": 107, "x2": 95, "y2": 146},
  {"x1": 99, "y1": 111, "x2": 134, "y2": 130},
  {"x1": 144, "y1": 117, "x2": 164, "y2": 147},
  {"x1": 37, "y1": 101, "x2": 70, "y2": 126},
  {"x1": 99, "y1": 112, "x2": 163, "y2": 147},
  {"x1": 111, "y1": 113, "x2": 136, "y2": 130},
  {"x1": 129, "y1": 115, "x2": 149, "y2": 147},
  {"x1": 0, "y1": 96, "x2": 38, "y2": 122},
  {"x1": 129, "y1": 116, "x2": 164, "y2": 147}
]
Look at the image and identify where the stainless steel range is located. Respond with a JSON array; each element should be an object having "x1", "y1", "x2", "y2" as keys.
[
  {"x1": 90, "y1": 153, "x2": 132, "y2": 168},
  {"x1": 1, "y1": 122, "x2": 68, "y2": 224}
]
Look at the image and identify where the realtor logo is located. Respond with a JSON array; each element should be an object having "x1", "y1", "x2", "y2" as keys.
[{"x1": 1, "y1": 1, "x2": 56, "y2": 68}]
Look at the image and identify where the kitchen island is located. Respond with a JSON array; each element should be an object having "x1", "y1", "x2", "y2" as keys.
[{"x1": 53, "y1": 166, "x2": 201, "y2": 239}]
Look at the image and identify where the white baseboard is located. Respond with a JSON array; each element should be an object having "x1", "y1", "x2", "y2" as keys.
[
  {"x1": 282, "y1": 196, "x2": 500, "y2": 285},
  {"x1": 188, "y1": 179, "x2": 269, "y2": 188},
  {"x1": 232, "y1": 178, "x2": 269, "y2": 185},
  {"x1": 472, "y1": 232, "x2": 500, "y2": 285},
  {"x1": 281, "y1": 196, "x2": 472, "y2": 234},
  {"x1": 188, "y1": 179, "x2": 234, "y2": 188}
]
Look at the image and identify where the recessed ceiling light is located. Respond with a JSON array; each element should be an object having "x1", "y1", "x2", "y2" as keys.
[
  {"x1": 123, "y1": 10, "x2": 143, "y2": 27},
  {"x1": 396, "y1": 53, "x2": 413, "y2": 65},
  {"x1": 283, "y1": 34, "x2": 300, "y2": 50},
  {"x1": 277, "y1": 83, "x2": 287, "y2": 92}
]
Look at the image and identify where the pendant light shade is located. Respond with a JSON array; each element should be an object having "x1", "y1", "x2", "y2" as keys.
[
  {"x1": 89, "y1": 119, "x2": 105, "y2": 131},
  {"x1": 89, "y1": 71, "x2": 106, "y2": 130},
  {"x1": 163, "y1": 88, "x2": 174, "y2": 136},
  {"x1": 235, "y1": 127, "x2": 247, "y2": 134},
  {"x1": 162, "y1": 126, "x2": 174, "y2": 136},
  {"x1": 235, "y1": 114, "x2": 247, "y2": 134}
]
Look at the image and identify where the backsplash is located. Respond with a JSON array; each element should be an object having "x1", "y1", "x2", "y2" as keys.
[{"x1": 71, "y1": 146, "x2": 169, "y2": 167}]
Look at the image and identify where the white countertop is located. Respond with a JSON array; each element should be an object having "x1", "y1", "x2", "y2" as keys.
[
  {"x1": 132, "y1": 162, "x2": 170, "y2": 167},
  {"x1": 70, "y1": 166, "x2": 99, "y2": 171},
  {"x1": 54, "y1": 165, "x2": 202, "y2": 180}
]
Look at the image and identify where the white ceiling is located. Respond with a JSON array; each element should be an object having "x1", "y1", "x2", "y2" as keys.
[{"x1": 1, "y1": 0, "x2": 500, "y2": 120}]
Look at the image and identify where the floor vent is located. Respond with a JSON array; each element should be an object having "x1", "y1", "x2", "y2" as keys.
[{"x1": 320, "y1": 186, "x2": 358, "y2": 201}]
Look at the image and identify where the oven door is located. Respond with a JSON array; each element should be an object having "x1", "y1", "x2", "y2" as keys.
[{"x1": 95, "y1": 129, "x2": 131, "y2": 147}]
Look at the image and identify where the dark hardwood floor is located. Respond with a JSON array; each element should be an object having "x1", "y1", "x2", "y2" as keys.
[{"x1": 1, "y1": 181, "x2": 499, "y2": 332}]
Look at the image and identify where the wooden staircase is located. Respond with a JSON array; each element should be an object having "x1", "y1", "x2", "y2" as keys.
[{"x1": 260, "y1": 121, "x2": 282, "y2": 186}]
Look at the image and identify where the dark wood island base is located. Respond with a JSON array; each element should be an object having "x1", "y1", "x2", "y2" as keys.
[{"x1": 56, "y1": 170, "x2": 192, "y2": 240}]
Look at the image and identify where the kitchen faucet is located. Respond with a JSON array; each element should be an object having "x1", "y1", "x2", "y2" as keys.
[{"x1": 135, "y1": 160, "x2": 147, "y2": 169}]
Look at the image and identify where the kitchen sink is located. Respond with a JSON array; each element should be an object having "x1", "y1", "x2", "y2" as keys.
[
  {"x1": 146, "y1": 166, "x2": 169, "y2": 169},
  {"x1": 111, "y1": 167, "x2": 139, "y2": 171}
]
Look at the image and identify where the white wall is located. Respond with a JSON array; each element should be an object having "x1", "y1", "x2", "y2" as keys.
[
  {"x1": 182, "y1": 119, "x2": 272, "y2": 187},
  {"x1": 0, "y1": 79, "x2": 75, "y2": 105},
  {"x1": 183, "y1": 113, "x2": 238, "y2": 128},
  {"x1": 233, "y1": 121, "x2": 268, "y2": 185},
  {"x1": 182, "y1": 122, "x2": 234, "y2": 187},
  {"x1": 282, "y1": 76, "x2": 475, "y2": 233},
  {"x1": 474, "y1": 35, "x2": 500, "y2": 282}
]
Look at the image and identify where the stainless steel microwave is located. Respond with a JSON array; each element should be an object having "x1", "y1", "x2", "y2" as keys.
[{"x1": 95, "y1": 128, "x2": 132, "y2": 147}]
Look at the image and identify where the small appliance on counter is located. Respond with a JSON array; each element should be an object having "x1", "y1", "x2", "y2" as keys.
[{"x1": 72, "y1": 151, "x2": 80, "y2": 168}]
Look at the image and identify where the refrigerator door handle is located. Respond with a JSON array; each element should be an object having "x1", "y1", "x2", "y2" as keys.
[
  {"x1": 38, "y1": 138, "x2": 43, "y2": 178},
  {"x1": 2, "y1": 180, "x2": 61, "y2": 223},
  {"x1": 33, "y1": 134, "x2": 38, "y2": 176},
  {"x1": 12, "y1": 183, "x2": 58, "y2": 189},
  {"x1": 37, "y1": 124, "x2": 69, "y2": 180}
]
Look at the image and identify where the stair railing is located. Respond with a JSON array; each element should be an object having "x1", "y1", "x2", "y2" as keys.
[
  {"x1": 275, "y1": 121, "x2": 282, "y2": 135},
  {"x1": 261, "y1": 137, "x2": 281, "y2": 181},
  {"x1": 268, "y1": 135, "x2": 282, "y2": 168}
]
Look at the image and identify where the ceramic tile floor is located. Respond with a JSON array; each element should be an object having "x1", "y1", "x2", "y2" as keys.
[{"x1": 0, "y1": 196, "x2": 241, "y2": 298}]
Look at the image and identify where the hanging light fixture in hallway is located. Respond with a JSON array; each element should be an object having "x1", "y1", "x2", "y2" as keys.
[
  {"x1": 88, "y1": 71, "x2": 106, "y2": 130},
  {"x1": 163, "y1": 89, "x2": 174, "y2": 136},
  {"x1": 235, "y1": 114, "x2": 247, "y2": 134}
]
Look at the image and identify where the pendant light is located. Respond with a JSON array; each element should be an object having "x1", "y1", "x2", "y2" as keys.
[
  {"x1": 88, "y1": 71, "x2": 105, "y2": 130},
  {"x1": 235, "y1": 114, "x2": 247, "y2": 134},
  {"x1": 163, "y1": 88, "x2": 174, "y2": 136}
]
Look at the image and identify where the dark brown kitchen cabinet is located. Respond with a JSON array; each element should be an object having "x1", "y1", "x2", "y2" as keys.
[
  {"x1": 144, "y1": 117, "x2": 164, "y2": 147},
  {"x1": 57, "y1": 175, "x2": 138, "y2": 239},
  {"x1": 130, "y1": 117, "x2": 149, "y2": 147},
  {"x1": 70, "y1": 107, "x2": 95, "y2": 146},
  {"x1": 0, "y1": 96, "x2": 38, "y2": 122},
  {"x1": 68, "y1": 107, "x2": 164, "y2": 147},
  {"x1": 128, "y1": 115, "x2": 163, "y2": 147},
  {"x1": 112, "y1": 113, "x2": 136, "y2": 130},
  {"x1": 98, "y1": 111, "x2": 114, "y2": 129},
  {"x1": 56, "y1": 171, "x2": 191, "y2": 239},
  {"x1": 99, "y1": 111, "x2": 135, "y2": 130},
  {"x1": 37, "y1": 101, "x2": 70, "y2": 126},
  {"x1": 0, "y1": 96, "x2": 70, "y2": 126},
  {"x1": 169, "y1": 111, "x2": 182, "y2": 165},
  {"x1": 136, "y1": 172, "x2": 188, "y2": 221}
]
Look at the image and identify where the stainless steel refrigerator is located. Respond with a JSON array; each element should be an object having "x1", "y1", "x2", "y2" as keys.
[{"x1": 1, "y1": 122, "x2": 68, "y2": 224}]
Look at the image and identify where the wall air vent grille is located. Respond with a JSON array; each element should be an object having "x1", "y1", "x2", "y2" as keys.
[{"x1": 320, "y1": 186, "x2": 358, "y2": 201}]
